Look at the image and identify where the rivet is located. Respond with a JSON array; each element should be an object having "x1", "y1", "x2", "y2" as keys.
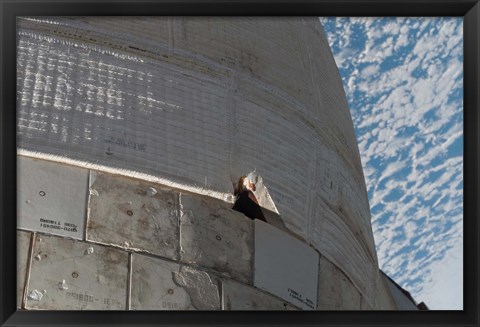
[
  {"x1": 39, "y1": 191, "x2": 46, "y2": 196},
  {"x1": 216, "y1": 235, "x2": 222, "y2": 241},
  {"x1": 127, "y1": 210, "x2": 133, "y2": 216},
  {"x1": 167, "y1": 289, "x2": 174, "y2": 295},
  {"x1": 72, "y1": 272, "x2": 79, "y2": 278}
]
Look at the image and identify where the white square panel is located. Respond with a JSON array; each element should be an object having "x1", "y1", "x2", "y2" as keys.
[
  {"x1": 253, "y1": 219, "x2": 319, "y2": 310},
  {"x1": 17, "y1": 156, "x2": 88, "y2": 240}
]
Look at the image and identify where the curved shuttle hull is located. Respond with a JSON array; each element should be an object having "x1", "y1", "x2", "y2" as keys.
[{"x1": 16, "y1": 17, "x2": 405, "y2": 310}]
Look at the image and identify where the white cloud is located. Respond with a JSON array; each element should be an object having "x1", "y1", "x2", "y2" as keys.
[{"x1": 415, "y1": 240, "x2": 463, "y2": 309}]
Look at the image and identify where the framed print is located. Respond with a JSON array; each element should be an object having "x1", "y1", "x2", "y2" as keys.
[{"x1": 1, "y1": 1, "x2": 478, "y2": 326}]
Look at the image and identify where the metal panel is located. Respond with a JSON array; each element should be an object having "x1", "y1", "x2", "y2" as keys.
[
  {"x1": 374, "y1": 272, "x2": 398, "y2": 310},
  {"x1": 179, "y1": 193, "x2": 254, "y2": 284},
  {"x1": 130, "y1": 254, "x2": 220, "y2": 310},
  {"x1": 384, "y1": 275, "x2": 418, "y2": 310},
  {"x1": 222, "y1": 279, "x2": 291, "y2": 310},
  {"x1": 87, "y1": 171, "x2": 179, "y2": 260},
  {"x1": 253, "y1": 219, "x2": 319, "y2": 310},
  {"x1": 310, "y1": 197, "x2": 376, "y2": 307},
  {"x1": 315, "y1": 142, "x2": 339, "y2": 208},
  {"x1": 337, "y1": 155, "x2": 377, "y2": 257},
  {"x1": 17, "y1": 230, "x2": 32, "y2": 308},
  {"x1": 25, "y1": 234, "x2": 128, "y2": 310},
  {"x1": 317, "y1": 256, "x2": 361, "y2": 310},
  {"x1": 17, "y1": 156, "x2": 88, "y2": 240}
]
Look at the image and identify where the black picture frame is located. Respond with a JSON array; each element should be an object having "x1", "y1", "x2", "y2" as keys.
[{"x1": 1, "y1": 1, "x2": 478, "y2": 326}]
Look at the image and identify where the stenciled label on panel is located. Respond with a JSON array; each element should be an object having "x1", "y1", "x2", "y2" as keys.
[{"x1": 17, "y1": 156, "x2": 88, "y2": 240}]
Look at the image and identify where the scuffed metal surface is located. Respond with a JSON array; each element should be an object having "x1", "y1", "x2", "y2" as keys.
[
  {"x1": 130, "y1": 254, "x2": 220, "y2": 310},
  {"x1": 222, "y1": 279, "x2": 293, "y2": 310},
  {"x1": 17, "y1": 156, "x2": 88, "y2": 240},
  {"x1": 179, "y1": 193, "x2": 253, "y2": 284},
  {"x1": 26, "y1": 234, "x2": 128, "y2": 310},
  {"x1": 87, "y1": 171, "x2": 179, "y2": 260},
  {"x1": 172, "y1": 266, "x2": 221, "y2": 310},
  {"x1": 17, "y1": 230, "x2": 32, "y2": 308},
  {"x1": 254, "y1": 219, "x2": 319, "y2": 310}
]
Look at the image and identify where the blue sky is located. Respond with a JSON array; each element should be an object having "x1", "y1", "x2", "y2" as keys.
[{"x1": 320, "y1": 17, "x2": 463, "y2": 310}]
